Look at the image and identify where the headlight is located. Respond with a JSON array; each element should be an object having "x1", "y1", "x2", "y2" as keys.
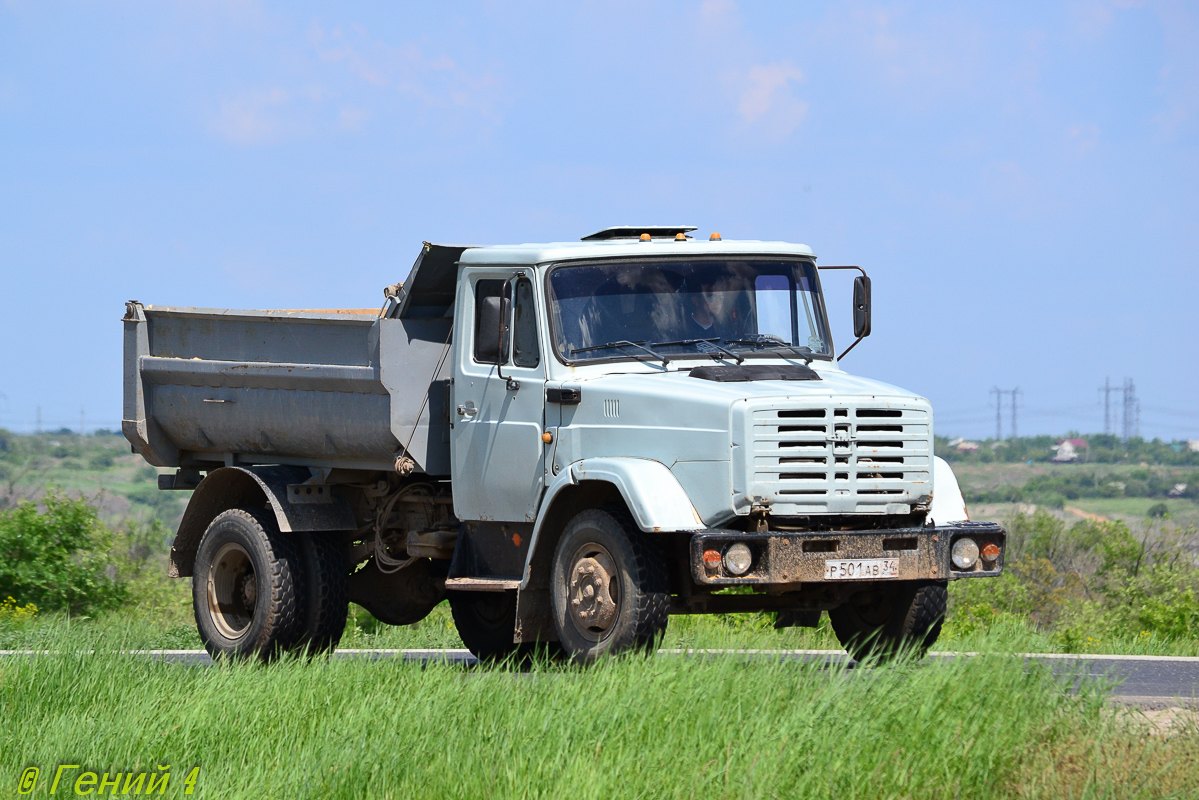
[
  {"x1": 723, "y1": 543, "x2": 753, "y2": 576},
  {"x1": 951, "y1": 537, "x2": 979, "y2": 570}
]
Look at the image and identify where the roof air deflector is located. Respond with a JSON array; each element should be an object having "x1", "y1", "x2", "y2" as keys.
[{"x1": 581, "y1": 225, "x2": 698, "y2": 241}]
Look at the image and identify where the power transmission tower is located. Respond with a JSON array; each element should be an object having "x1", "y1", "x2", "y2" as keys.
[
  {"x1": 1010, "y1": 388, "x2": 1021, "y2": 439},
  {"x1": 990, "y1": 387, "x2": 1003, "y2": 440},
  {"x1": 1121, "y1": 379, "x2": 1140, "y2": 441},
  {"x1": 1098, "y1": 377, "x2": 1115, "y2": 435}
]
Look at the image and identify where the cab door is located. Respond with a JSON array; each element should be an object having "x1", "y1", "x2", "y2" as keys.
[{"x1": 450, "y1": 269, "x2": 547, "y2": 523}]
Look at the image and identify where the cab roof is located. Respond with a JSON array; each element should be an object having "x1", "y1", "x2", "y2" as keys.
[{"x1": 396, "y1": 234, "x2": 817, "y2": 319}]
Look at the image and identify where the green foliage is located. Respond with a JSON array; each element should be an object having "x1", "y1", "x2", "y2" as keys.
[
  {"x1": 962, "y1": 465, "x2": 1199, "y2": 504},
  {"x1": 1146, "y1": 501, "x2": 1170, "y2": 518},
  {"x1": 945, "y1": 509, "x2": 1199, "y2": 651},
  {"x1": 0, "y1": 595, "x2": 38, "y2": 626},
  {"x1": 937, "y1": 432, "x2": 1199, "y2": 467},
  {"x1": 0, "y1": 492, "x2": 127, "y2": 615}
]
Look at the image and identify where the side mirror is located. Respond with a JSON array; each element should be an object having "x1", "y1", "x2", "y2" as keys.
[
  {"x1": 475, "y1": 294, "x2": 510, "y2": 364},
  {"x1": 852, "y1": 275, "x2": 871, "y2": 339}
]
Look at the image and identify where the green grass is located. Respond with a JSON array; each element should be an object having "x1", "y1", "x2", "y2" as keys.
[
  {"x1": 1, "y1": 625, "x2": 1195, "y2": 799},
  {"x1": 6, "y1": 599, "x2": 1199, "y2": 658}
]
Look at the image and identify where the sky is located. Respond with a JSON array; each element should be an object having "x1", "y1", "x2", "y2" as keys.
[{"x1": 1, "y1": 0, "x2": 1197, "y2": 441}]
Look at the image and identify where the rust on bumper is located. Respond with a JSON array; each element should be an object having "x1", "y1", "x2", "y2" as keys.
[{"x1": 689, "y1": 521, "x2": 1006, "y2": 586}]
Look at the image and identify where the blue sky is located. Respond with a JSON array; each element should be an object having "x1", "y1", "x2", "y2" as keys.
[{"x1": 1, "y1": 0, "x2": 1196, "y2": 440}]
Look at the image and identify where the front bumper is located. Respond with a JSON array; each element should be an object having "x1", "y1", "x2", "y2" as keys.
[{"x1": 689, "y1": 521, "x2": 1005, "y2": 585}]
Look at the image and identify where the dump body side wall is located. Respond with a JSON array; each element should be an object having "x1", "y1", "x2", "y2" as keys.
[{"x1": 122, "y1": 304, "x2": 452, "y2": 474}]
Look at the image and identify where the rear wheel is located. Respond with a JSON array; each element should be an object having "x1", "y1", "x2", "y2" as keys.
[
  {"x1": 550, "y1": 508, "x2": 669, "y2": 662},
  {"x1": 193, "y1": 508, "x2": 304, "y2": 661},
  {"x1": 295, "y1": 532, "x2": 349, "y2": 654},
  {"x1": 828, "y1": 581, "x2": 947, "y2": 662},
  {"x1": 448, "y1": 590, "x2": 546, "y2": 662}
]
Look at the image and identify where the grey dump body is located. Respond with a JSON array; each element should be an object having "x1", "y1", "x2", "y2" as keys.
[{"x1": 122, "y1": 251, "x2": 465, "y2": 476}]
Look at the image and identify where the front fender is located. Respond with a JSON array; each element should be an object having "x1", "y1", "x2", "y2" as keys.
[
  {"x1": 929, "y1": 456, "x2": 969, "y2": 525},
  {"x1": 519, "y1": 457, "x2": 704, "y2": 589},
  {"x1": 568, "y1": 457, "x2": 706, "y2": 533}
]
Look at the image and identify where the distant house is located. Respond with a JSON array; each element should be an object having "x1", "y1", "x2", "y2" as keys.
[
  {"x1": 1051, "y1": 438, "x2": 1088, "y2": 463},
  {"x1": 948, "y1": 437, "x2": 979, "y2": 453},
  {"x1": 1189, "y1": 440, "x2": 1199, "y2": 453},
  {"x1": 1167, "y1": 483, "x2": 1188, "y2": 498}
]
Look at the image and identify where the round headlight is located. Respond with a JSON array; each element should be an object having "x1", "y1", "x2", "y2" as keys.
[
  {"x1": 951, "y1": 537, "x2": 979, "y2": 570},
  {"x1": 723, "y1": 543, "x2": 753, "y2": 576}
]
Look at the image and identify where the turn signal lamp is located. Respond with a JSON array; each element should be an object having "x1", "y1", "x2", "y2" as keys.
[
  {"x1": 709, "y1": 232, "x2": 722, "y2": 241},
  {"x1": 640, "y1": 233, "x2": 651, "y2": 241},
  {"x1": 951, "y1": 538, "x2": 980, "y2": 570},
  {"x1": 702, "y1": 549, "x2": 722, "y2": 574},
  {"x1": 675, "y1": 232, "x2": 686, "y2": 241},
  {"x1": 980, "y1": 543, "x2": 1001, "y2": 564}
]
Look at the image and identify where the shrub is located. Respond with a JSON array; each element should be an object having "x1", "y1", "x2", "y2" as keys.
[
  {"x1": 1146, "y1": 502, "x2": 1169, "y2": 518},
  {"x1": 0, "y1": 492, "x2": 127, "y2": 615},
  {"x1": 0, "y1": 595, "x2": 37, "y2": 626}
]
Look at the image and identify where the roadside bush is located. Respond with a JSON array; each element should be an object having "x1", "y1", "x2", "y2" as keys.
[
  {"x1": 947, "y1": 509, "x2": 1199, "y2": 650},
  {"x1": 0, "y1": 492, "x2": 127, "y2": 615},
  {"x1": 0, "y1": 596, "x2": 38, "y2": 627}
]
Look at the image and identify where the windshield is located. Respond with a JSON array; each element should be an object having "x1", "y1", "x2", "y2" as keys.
[{"x1": 546, "y1": 259, "x2": 832, "y2": 364}]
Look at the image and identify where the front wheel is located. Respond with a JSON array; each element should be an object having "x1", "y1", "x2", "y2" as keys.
[
  {"x1": 828, "y1": 581, "x2": 947, "y2": 662},
  {"x1": 550, "y1": 508, "x2": 669, "y2": 662}
]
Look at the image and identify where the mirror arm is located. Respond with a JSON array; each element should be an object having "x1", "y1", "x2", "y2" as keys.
[
  {"x1": 495, "y1": 275, "x2": 520, "y2": 390},
  {"x1": 817, "y1": 265, "x2": 870, "y2": 362}
]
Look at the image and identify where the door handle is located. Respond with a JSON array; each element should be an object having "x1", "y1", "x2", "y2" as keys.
[{"x1": 456, "y1": 404, "x2": 477, "y2": 417}]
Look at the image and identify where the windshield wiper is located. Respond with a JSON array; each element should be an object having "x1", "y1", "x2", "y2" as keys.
[
  {"x1": 650, "y1": 338, "x2": 745, "y2": 364},
  {"x1": 570, "y1": 340, "x2": 670, "y2": 365},
  {"x1": 725, "y1": 335, "x2": 815, "y2": 363}
]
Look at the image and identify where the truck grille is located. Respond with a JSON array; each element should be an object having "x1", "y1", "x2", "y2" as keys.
[{"x1": 740, "y1": 402, "x2": 932, "y2": 515}]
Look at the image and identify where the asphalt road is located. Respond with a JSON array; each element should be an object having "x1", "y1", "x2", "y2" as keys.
[{"x1": 4, "y1": 648, "x2": 1195, "y2": 704}]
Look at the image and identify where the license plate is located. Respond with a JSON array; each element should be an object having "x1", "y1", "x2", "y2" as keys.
[{"x1": 823, "y1": 558, "x2": 899, "y2": 580}]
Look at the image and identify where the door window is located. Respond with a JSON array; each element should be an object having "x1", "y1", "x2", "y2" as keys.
[
  {"x1": 511, "y1": 278, "x2": 540, "y2": 368},
  {"x1": 473, "y1": 279, "x2": 511, "y2": 364}
]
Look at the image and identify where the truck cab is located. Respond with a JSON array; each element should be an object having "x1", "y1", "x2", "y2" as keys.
[{"x1": 124, "y1": 225, "x2": 1005, "y2": 662}]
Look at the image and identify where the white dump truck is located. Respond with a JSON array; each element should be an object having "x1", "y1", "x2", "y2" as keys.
[{"x1": 123, "y1": 225, "x2": 1005, "y2": 662}]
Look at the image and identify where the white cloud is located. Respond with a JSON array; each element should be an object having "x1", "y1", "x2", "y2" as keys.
[
  {"x1": 210, "y1": 88, "x2": 291, "y2": 144},
  {"x1": 1066, "y1": 122, "x2": 1100, "y2": 155},
  {"x1": 738, "y1": 63, "x2": 806, "y2": 127},
  {"x1": 313, "y1": 25, "x2": 501, "y2": 119}
]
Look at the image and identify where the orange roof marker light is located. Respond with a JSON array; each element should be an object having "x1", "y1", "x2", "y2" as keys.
[
  {"x1": 675, "y1": 232, "x2": 686, "y2": 241},
  {"x1": 640, "y1": 233, "x2": 651, "y2": 241},
  {"x1": 709, "y1": 232, "x2": 722, "y2": 241}
]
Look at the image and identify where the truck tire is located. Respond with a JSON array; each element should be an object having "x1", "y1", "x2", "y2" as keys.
[
  {"x1": 828, "y1": 581, "x2": 947, "y2": 662},
  {"x1": 550, "y1": 508, "x2": 669, "y2": 662},
  {"x1": 296, "y1": 532, "x2": 349, "y2": 654},
  {"x1": 448, "y1": 590, "x2": 530, "y2": 662},
  {"x1": 193, "y1": 508, "x2": 304, "y2": 661}
]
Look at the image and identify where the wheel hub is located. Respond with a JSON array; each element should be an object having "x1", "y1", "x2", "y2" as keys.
[
  {"x1": 207, "y1": 542, "x2": 256, "y2": 639},
  {"x1": 568, "y1": 548, "x2": 619, "y2": 640}
]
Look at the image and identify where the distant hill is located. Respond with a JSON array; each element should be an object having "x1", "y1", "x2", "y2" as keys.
[{"x1": 0, "y1": 429, "x2": 187, "y2": 530}]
